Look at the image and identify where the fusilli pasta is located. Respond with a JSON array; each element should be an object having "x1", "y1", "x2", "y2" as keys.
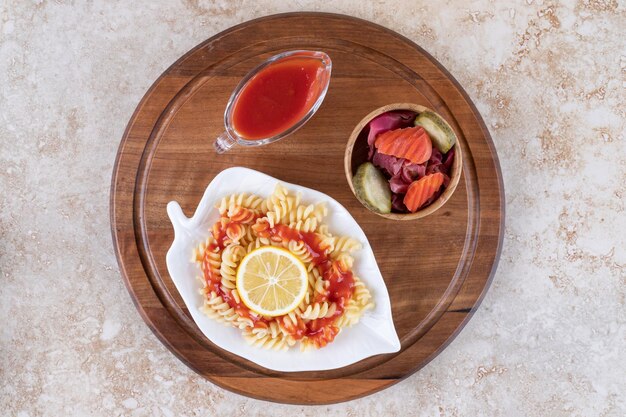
[{"x1": 193, "y1": 183, "x2": 374, "y2": 351}]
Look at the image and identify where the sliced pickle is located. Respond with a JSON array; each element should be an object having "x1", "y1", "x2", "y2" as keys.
[
  {"x1": 414, "y1": 111, "x2": 456, "y2": 153},
  {"x1": 353, "y1": 162, "x2": 392, "y2": 214}
]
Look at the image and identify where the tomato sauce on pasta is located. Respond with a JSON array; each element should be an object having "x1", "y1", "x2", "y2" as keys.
[
  {"x1": 194, "y1": 184, "x2": 373, "y2": 351},
  {"x1": 257, "y1": 224, "x2": 356, "y2": 346},
  {"x1": 201, "y1": 242, "x2": 269, "y2": 328}
]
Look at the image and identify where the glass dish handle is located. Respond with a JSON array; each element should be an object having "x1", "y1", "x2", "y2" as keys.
[{"x1": 214, "y1": 131, "x2": 237, "y2": 154}]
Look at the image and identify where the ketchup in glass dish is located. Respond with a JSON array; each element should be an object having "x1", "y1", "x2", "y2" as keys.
[
  {"x1": 232, "y1": 57, "x2": 326, "y2": 140},
  {"x1": 214, "y1": 50, "x2": 332, "y2": 153}
]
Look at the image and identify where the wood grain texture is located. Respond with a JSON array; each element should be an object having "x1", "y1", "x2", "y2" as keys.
[{"x1": 110, "y1": 12, "x2": 504, "y2": 404}]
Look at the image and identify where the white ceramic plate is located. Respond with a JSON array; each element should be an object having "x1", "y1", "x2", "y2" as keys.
[{"x1": 165, "y1": 167, "x2": 400, "y2": 372}]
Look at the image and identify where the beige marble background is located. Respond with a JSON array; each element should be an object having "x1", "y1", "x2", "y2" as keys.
[{"x1": 1, "y1": 0, "x2": 625, "y2": 416}]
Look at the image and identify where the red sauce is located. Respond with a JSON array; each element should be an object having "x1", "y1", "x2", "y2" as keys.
[
  {"x1": 211, "y1": 215, "x2": 262, "y2": 249},
  {"x1": 305, "y1": 320, "x2": 340, "y2": 348},
  {"x1": 203, "y1": 227, "x2": 267, "y2": 327},
  {"x1": 202, "y1": 220, "x2": 356, "y2": 344},
  {"x1": 265, "y1": 224, "x2": 355, "y2": 344},
  {"x1": 211, "y1": 222, "x2": 228, "y2": 249},
  {"x1": 231, "y1": 57, "x2": 324, "y2": 140},
  {"x1": 271, "y1": 224, "x2": 329, "y2": 266},
  {"x1": 205, "y1": 216, "x2": 276, "y2": 326},
  {"x1": 322, "y1": 261, "x2": 355, "y2": 304}
]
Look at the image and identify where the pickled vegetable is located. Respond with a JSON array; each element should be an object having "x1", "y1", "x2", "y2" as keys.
[
  {"x1": 414, "y1": 112, "x2": 456, "y2": 153},
  {"x1": 353, "y1": 162, "x2": 392, "y2": 214}
]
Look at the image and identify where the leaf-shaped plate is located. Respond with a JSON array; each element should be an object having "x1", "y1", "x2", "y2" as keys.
[{"x1": 165, "y1": 167, "x2": 400, "y2": 372}]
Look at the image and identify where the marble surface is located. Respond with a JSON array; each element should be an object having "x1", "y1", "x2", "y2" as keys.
[{"x1": 1, "y1": 1, "x2": 624, "y2": 416}]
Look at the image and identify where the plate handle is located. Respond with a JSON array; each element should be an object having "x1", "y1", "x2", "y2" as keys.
[{"x1": 166, "y1": 201, "x2": 191, "y2": 237}]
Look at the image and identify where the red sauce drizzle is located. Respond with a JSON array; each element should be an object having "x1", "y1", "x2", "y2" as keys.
[
  {"x1": 267, "y1": 224, "x2": 356, "y2": 346},
  {"x1": 201, "y1": 220, "x2": 356, "y2": 344},
  {"x1": 211, "y1": 221, "x2": 229, "y2": 249},
  {"x1": 203, "y1": 219, "x2": 267, "y2": 328}
]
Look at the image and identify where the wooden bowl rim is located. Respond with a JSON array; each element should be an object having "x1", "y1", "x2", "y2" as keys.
[{"x1": 344, "y1": 102, "x2": 464, "y2": 220}]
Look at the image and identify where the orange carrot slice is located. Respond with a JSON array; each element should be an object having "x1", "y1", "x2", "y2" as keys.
[
  {"x1": 374, "y1": 126, "x2": 432, "y2": 164},
  {"x1": 403, "y1": 173, "x2": 445, "y2": 212}
]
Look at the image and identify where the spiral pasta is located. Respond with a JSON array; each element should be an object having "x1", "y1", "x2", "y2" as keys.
[
  {"x1": 330, "y1": 236, "x2": 362, "y2": 257},
  {"x1": 216, "y1": 193, "x2": 265, "y2": 215},
  {"x1": 308, "y1": 267, "x2": 328, "y2": 298},
  {"x1": 243, "y1": 331, "x2": 295, "y2": 351},
  {"x1": 194, "y1": 183, "x2": 374, "y2": 351},
  {"x1": 201, "y1": 291, "x2": 247, "y2": 328},
  {"x1": 288, "y1": 240, "x2": 314, "y2": 264},
  {"x1": 219, "y1": 244, "x2": 245, "y2": 290},
  {"x1": 300, "y1": 302, "x2": 337, "y2": 320}
]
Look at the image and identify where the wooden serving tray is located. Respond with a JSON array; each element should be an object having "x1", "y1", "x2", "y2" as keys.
[{"x1": 111, "y1": 12, "x2": 504, "y2": 404}]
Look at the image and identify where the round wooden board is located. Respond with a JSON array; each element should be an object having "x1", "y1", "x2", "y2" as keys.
[{"x1": 111, "y1": 12, "x2": 504, "y2": 404}]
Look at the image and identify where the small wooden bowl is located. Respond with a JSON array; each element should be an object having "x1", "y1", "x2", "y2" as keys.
[{"x1": 344, "y1": 103, "x2": 463, "y2": 220}]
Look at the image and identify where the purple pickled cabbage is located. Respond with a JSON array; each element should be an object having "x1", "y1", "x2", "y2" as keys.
[
  {"x1": 430, "y1": 147, "x2": 443, "y2": 165},
  {"x1": 389, "y1": 174, "x2": 410, "y2": 194},
  {"x1": 366, "y1": 110, "x2": 416, "y2": 158},
  {"x1": 425, "y1": 146, "x2": 454, "y2": 176},
  {"x1": 401, "y1": 161, "x2": 425, "y2": 182},
  {"x1": 372, "y1": 152, "x2": 404, "y2": 176},
  {"x1": 391, "y1": 194, "x2": 408, "y2": 212},
  {"x1": 443, "y1": 147, "x2": 455, "y2": 170},
  {"x1": 442, "y1": 174, "x2": 451, "y2": 188},
  {"x1": 399, "y1": 165, "x2": 412, "y2": 184},
  {"x1": 426, "y1": 163, "x2": 442, "y2": 175}
]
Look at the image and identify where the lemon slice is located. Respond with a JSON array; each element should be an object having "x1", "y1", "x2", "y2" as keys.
[{"x1": 236, "y1": 246, "x2": 308, "y2": 317}]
